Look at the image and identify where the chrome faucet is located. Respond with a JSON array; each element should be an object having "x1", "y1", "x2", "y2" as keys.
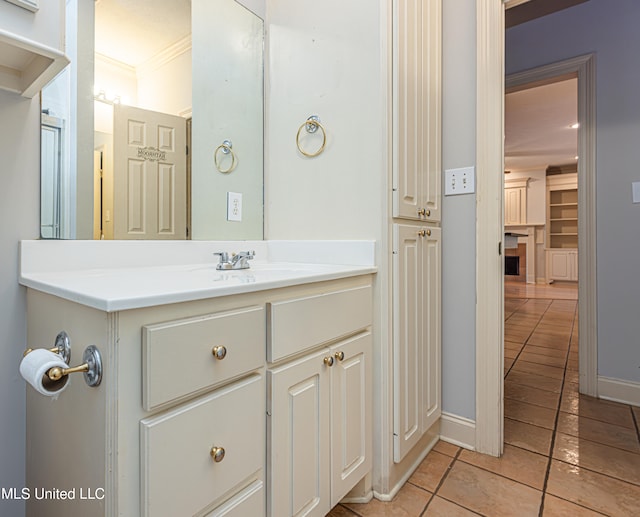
[{"x1": 214, "y1": 250, "x2": 255, "y2": 270}]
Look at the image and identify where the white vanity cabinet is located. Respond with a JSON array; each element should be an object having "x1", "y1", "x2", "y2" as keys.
[
  {"x1": 266, "y1": 282, "x2": 373, "y2": 517},
  {"x1": 24, "y1": 268, "x2": 374, "y2": 517},
  {"x1": 25, "y1": 291, "x2": 268, "y2": 517}
]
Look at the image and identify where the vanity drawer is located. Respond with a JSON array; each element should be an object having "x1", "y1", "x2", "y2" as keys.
[
  {"x1": 267, "y1": 284, "x2": 372, "y2": 362},
  {"x1": 143, "y1": 305, "x2": 265, "y2": 410},
  {"x1": 140, "y1": 374, "x2": 264, "y2": 517}
]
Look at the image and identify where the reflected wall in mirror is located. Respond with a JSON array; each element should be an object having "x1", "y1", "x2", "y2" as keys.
[{"x1": 40, "y1": 0, "x2": 264, "y2": 240}]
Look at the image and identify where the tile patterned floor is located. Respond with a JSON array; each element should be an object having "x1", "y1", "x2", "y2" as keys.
[{"x1": 328, "y1": 284, "x2": 640, "y2": 516}]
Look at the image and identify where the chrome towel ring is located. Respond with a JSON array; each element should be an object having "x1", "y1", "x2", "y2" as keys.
[
  {"x1": 214, "y1": 139, "x2": 237, "y2": 173},
  {"x1": 296, "y1": 116, "x2": 326, "y2": 158}
]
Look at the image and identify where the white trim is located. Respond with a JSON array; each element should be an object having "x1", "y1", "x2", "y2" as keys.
[
  {"x1": 372, "y1": 433, "x2": 439, "y2": 502},
  {"x1": 440, "y1": 412, "x2": 476, "y2": 451},
  {"x1": 475, "y1": 0, "x2": 505, "y2": 457},
  {"x1": 504, "y1": 177, "x2": 529, "y2": 189},
  {"x1": 504, "y1": 0, "x2": 531, "y2": 8},
  {"x1": 4, "y1": 0, "x2": 39, "y2": 12},
  {"x1": 137, "y1": 35, "x2": 192, "y2": 78},
  {"x1": 598, "y1": 377, "x2": 640, "y2": 407},
  {"x1": 505, "y1": 54, "x2": 598, "y2": 397},
  {"x1": 340, "y1": 492, "x2": 374, "y2": 505}
]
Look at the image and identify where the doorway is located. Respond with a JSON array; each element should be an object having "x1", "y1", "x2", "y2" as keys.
[{"x1": 474, "y1": 1, "x2": 598, "y2": 455}]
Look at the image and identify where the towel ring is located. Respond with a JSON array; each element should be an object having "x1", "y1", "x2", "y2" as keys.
[
  {"x1": 296, "y1": 116, "x2": 326, "y2": 158},
  {"x1": 214, "y1": 140, "x2": 237, "y2": 173}
]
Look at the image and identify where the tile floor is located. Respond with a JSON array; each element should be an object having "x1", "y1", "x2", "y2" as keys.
[{"x1": 328, "y1": 284, "x2": 640, "y2": 516}]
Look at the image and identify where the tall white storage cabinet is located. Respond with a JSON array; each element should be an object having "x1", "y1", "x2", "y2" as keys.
[{"x1": 391, "y1": 0, "x2": 442, "y2": 464}]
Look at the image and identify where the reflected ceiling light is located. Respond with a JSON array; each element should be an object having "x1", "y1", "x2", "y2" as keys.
[
  {"x1": 574, "y1": 156, "x2": 579, "y2": 160},
  {"x1": 570, "y1": 123, "x2": 580, "y2": 129}
]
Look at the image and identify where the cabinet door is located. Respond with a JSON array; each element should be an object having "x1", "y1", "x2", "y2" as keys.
[
  {"x1": 504, "y1": 187, "x2": 523, "y2": 225},
  {"x1": 329, "y1": 332, "x2": 372, "y2": 507},
  {"x1": 392, "y1": 0, "x2": 441, "y2": 222},
  {"x1": 268, "y1": 350, "x2": 331, "y2": 517},
  {"x1": 393, "y1": 224, "x2": 441, "y2": 462},
  {"x1": 392, "y1": 224, "x2": 423, "y2": 461},
  {"x1": 421, "y1": 227, "x2": 441, "y2": 433},
  {"x1": 547, "y1": 250, "x2": 573, "y2": 282}
]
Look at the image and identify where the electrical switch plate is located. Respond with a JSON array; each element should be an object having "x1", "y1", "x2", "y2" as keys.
[
  {"x1": 633, "y1": 181, "x2": 640, "y2": 204},
  {"x1": 227, "y1": 192, "x2": 242, "y2": 221},
  {"x1": 445, "y1": 166, "x2": 475, "y2": 196}
]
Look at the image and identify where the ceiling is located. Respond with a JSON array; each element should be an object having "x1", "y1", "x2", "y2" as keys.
[
  {"x1": 505, "y1": 78, "x2": 578, "y2": 173},
  {"x1": 94, "y1": 0, "x2": 191, "y2": 67}
]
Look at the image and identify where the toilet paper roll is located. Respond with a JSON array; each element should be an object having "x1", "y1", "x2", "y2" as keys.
[{"x1": 20, "y1": 349, "x2": 70, "y2": 396}]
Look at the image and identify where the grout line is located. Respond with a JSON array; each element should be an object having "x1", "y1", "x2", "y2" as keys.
[
  {"x1": 536, "y1": 299, "x2": 576, "y2": 517},
  {"x1": 631, "y1": 405, "x2": 640, "y2": 447},
  {"x1": 420, "y1": 448, "x2": 487, "y2": 517}
]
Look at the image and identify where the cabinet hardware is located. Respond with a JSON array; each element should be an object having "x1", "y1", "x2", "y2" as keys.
[
  {"x1": 210, "y1": 446, "x2": 226, "y2": 463},
  {"x1": 418, "y1": 208, "x2": 431, "y2": 217},
  {"x1": 418, "y1": 230, "x2": 426, "y2": 237},
  {"x1": 334, "y1": 351, "x2": 345, "y2": 361},
  {"x1": 426, "y1": 229, "x2": 431, "y2": 236},
  {"x1": 323, "y1": 356, "x2": 334, "y2": 367},
  {"x1": 211, "y1": 345, "x2": 228, "y2": 360}
]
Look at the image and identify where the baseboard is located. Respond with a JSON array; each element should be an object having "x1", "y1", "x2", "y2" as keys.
[
  {"x1": 340, "y1": 492, "x2": 373, "y2": 505},
  {"x1": 439, "y1": 412, "x2": 476, "y2": 450},
  {"x1": 598, "y1": 376, "x2": 640, "y2": 407},
  {"x1": 372, "y1": 432, "x2": 439, "y2": 502}
]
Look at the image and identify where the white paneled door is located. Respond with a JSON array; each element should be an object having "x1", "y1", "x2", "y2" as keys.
[{"x1": 113, "y1": 105, "x2": 187, "y2": 239}]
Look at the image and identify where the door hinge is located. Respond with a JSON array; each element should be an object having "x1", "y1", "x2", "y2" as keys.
[{"x1": 498, "y1": 242, "x2": 502, "y2": 255}]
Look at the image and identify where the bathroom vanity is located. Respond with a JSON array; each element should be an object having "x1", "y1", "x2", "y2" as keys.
[{"x1": 20, "y1": 240, "x2": 375, "y2": 517}]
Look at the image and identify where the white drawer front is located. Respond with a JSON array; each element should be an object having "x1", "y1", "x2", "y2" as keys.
[
  {"x1": 268, "y1": 285, "x2": 372, "y2": 362},
  {"x1": 203, "y1": 479, "x2": 264, "y2": 517},
  {"x1": 143, "y1": 305, "x2": 265, "y2": 410},
  {"x1": 141, "y1": 375, "x2": 264, "y2": 517}
]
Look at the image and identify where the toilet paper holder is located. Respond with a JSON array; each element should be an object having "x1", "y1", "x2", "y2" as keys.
[
  {"x1": 24, "y1": 331, "x2": 72, "y2": 365},
  {"x1": 24, "y1": 331, "x2": 103, "y2": 388}
]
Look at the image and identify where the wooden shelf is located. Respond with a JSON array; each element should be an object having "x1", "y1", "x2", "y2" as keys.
[{"x1": 0, "y1": 27, "x2": 69, "y2": 98}]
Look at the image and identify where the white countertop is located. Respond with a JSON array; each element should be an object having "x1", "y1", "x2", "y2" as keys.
[{"x1": 19, "y1": 240, "x2": 377, "y2": 312}]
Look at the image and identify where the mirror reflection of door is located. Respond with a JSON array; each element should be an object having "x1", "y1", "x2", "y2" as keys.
[
  {"x1": 111, "y1": 104, "x2": 187, "y2": 240},
  {"x1": 41, "y1": 114, "x2": 64, "y2": 239}
]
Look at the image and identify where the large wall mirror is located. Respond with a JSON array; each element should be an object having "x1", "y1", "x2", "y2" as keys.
[{"x1": 40, "y1": 0, "x2": 264, "y2": 240}]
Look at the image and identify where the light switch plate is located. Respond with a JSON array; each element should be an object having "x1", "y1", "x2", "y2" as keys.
[
  {"x1": 633, "y1": 181, "x2": 640, "y2": 204},
  {"x1": 445, "y1": 166, "x2": 475, "y2": 196},
  {"x1": 227, "y1": 192, "x2": 242, "y2": 221}
]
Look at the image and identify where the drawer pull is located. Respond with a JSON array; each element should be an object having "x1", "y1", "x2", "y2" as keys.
[
  {"x1": 210, "y1": 446, "x2": 226, "y2": 463},
  {"x1": 323, "y1": 356, "x2": 334, "y2": 367},
  {"x1": 334, "y1": 351, "x2": 345, "y2": 362},
  {"x1": 211, "y1": 346, "x2": 228, "y2": 360}
]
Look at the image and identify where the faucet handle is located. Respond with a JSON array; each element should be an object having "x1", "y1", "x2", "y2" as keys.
[{"x1": 213, "y1": 252, "x2": 229, "y2": 263}]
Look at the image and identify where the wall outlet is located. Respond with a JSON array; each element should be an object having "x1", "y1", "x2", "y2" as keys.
[
  {"x1": 227, "y1": 192, "x2": 242, "y2": 221},
  {"x1": 445, "y1": 166, "x2": 475, "y2": 196}
]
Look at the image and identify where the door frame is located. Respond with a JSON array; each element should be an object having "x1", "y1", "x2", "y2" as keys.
[{"x1": 474, "y1": 0, "x2": 598, "y2": 455}]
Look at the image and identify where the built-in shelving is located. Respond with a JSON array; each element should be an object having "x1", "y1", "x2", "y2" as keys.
[
  {"x1": 546, "y1": 172, "x2": 578, "y2": 281},
  {"x1": 0, "y1": 27, "x2": 69, "y2": 98}
]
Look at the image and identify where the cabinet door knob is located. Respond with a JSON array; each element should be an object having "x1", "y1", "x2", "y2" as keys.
[
  {"x1": 334, "y1": 351, "x2": 345, "y2": 361},
  {"x1": 212, "y1": 346, "x2": 227, "y2": 360},
  {"x1": 210, "y1": 446, "x2": 226, "y2": 462},
  {"x1": 418, "y1": 208, "x2": 426, "y2": 216},
  {"x1": 324, "y1": 356, "x2": 334, "y2": 367},
  {"x1": 426, "y1": 229, "x2": 431, "y2": 236},
  {"x1": 418, "y1": 230, "x2": 426, "y2": 237}
]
